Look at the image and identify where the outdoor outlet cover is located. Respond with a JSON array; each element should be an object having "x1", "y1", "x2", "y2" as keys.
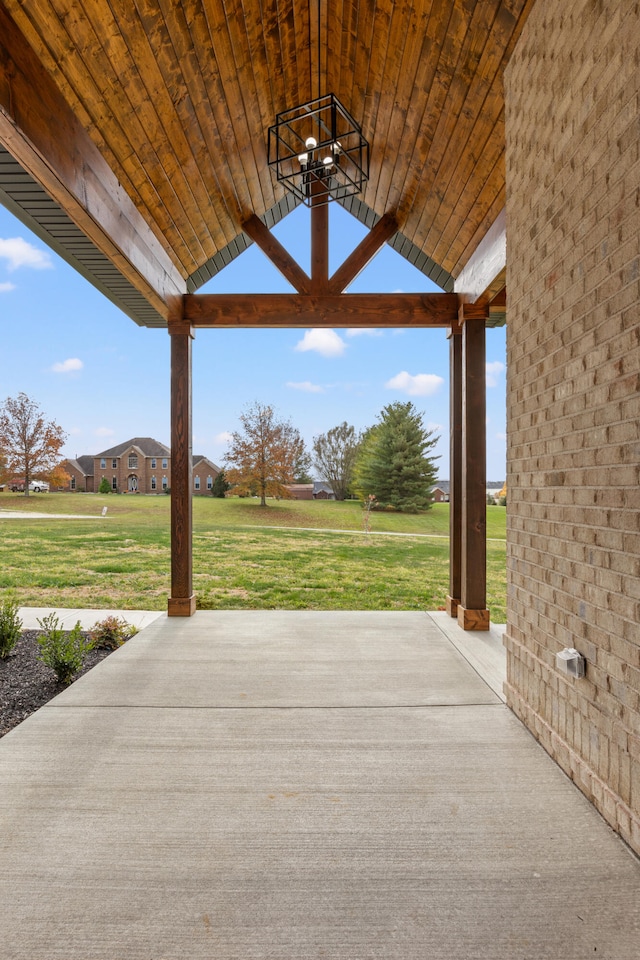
[{"x1": 556, "y1": 647, "x2": 586, "y2": 678}]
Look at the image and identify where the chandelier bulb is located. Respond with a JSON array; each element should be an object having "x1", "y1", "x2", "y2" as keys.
[{"x1": 305, "y1": 136, "x2": 317, "y2": 149}]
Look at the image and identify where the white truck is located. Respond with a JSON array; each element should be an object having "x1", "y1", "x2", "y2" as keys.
[{"x1": 8, "y1": 479, "x2": 50, "y2": 493}]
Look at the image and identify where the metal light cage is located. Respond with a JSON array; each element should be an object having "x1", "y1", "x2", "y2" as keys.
[{"x1": 268, "y1": 94, "x2": 369, "y2": 206}]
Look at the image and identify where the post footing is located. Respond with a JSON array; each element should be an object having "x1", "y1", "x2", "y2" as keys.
[
  {"x1": 168, "y1": 594, "x2": 197, "y2": 617},
  {"x1": 446, "y1": 596, "x2": 459, "y2": 617},
  {"x1": 457, "y1": 605, "x2": 490, "y2": 631}
]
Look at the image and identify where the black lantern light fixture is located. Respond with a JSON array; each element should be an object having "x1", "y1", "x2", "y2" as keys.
[{"x1": 268, "y1": 93, "x2": 369, "y2": 207}]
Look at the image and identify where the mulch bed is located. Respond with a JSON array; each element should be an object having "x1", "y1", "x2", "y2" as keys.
[{"x1": 0, "y1": 631, "x2": 114, "y2": 738}]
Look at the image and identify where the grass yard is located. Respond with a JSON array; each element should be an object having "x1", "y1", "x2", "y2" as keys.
[{"x1": 0, "y1": 493, "x2": 507, "y2": 620}]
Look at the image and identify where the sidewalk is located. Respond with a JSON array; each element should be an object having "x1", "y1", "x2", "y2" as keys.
[
  {"x1": 2, "y1": 610, "x2": 639, "y2": 959},
  {"x1": 18, "y1": 606, "x2": 163, "y2": 631}
]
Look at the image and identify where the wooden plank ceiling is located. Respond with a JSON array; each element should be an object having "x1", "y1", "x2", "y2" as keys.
[{"x1": 0, "y1": 0, "x2": 532, "y2": 325}]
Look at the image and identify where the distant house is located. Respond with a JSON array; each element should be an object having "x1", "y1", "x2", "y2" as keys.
[
  {"x1": 431, "y1": 481, "x2": 450, "y2": 503},
  {"x1": 59, "y1": 438, "x2": 220, "y2": 495},
  {"x1": 430, "y1": 480, "x2": 506, "y2": 504},
  {"x1": 313, "y1": 481, "x2": 335, "y2": 500},
  {"x1": 284, "y1": 483, "x2": 314, "y2": 500}
]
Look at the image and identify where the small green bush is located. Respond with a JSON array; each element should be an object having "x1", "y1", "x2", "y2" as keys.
[
  {"x1": 98, "y1": 477, "x2": 111, "y2": 494},
  {"x1": 37, "y1": 613, "x2": 94, "y2": 684},
  {"x1": 0, "y1": 594, "x2": 22, "y2": 659},
  {"x1": 88, "y1": 615, "x2": 138, "y2": 650}
]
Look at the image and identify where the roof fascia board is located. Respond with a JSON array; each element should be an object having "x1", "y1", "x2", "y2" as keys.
[
  {"x1": 0, "y1": 5, "x2": 185, "y2": 317},
  {"x1": 454, "y1": 208, "x2": 506, "y2": 306},
  {"x1": 0, "y1": 151, "x2": 165, "y2": 326}
]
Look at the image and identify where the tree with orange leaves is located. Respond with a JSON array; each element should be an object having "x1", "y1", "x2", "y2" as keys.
[
  {"x1": 224, "y1": 402, "x2": 307, "y2": 507},
  {"x1": 0, "y1": 393, "x2": 67, "y2": 496}
]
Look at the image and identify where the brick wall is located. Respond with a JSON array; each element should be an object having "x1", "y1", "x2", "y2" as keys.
[
  {"x1": 60, "y1": 461, "x2": 94, "y2": 493},
  {"x1": 505, "y1": 0, "x2": 640, "y2": 854}
]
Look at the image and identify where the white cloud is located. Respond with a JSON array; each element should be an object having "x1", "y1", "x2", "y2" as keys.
[
  {"x1": 286, "y1": 380, "x2": 324, "y2": 393},
  {"x1": 294, "y1": 328, "x2": 346, "y2": 357},
  {"x1": 214, "y1": 431, "x2": 234, "y2": 445},
  {"x1": 0, "y1": 237, "x2": 52, "y2": 271},
  {"x1": 0, "y1": 281, "x2": 16, "y2": 293},
  {"x1": 486, "y1": 360, "x2": 505, "y2": 387},
  {"x1": 51, "y1": 357, "x2": 83, "y2": 374},
  {"x1": 427, "y1": 421, "x2": 444, "y2": 433},
  {"x1": 384, "y1": 371, "x2": 444, "y2": 396},
  {"x1": 95, "y1": 426, "x2": 115, "y2": 437},
  {"x1": 345, "y1": 328, "x2": 383, "y2": 338},
  {"x1": 496, "y1": 432, "x2": 507, "y2": 442}
]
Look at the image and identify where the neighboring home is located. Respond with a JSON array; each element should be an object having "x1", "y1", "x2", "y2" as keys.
[
  {"x1": 430, "y1": 480, "x2": 506, "y2": 504},
  {"x1": 284, "y1": 483, "x2": 314, "y2": 500},
  {"x1": 313, "y1": 481, "x2": 335, "y2": 500},
  {"x1": 92, "y1": 438, "x2": 171, "y2": 494},
  {"x1": 59, "y1": 438, "x2": 220, "y2": 495},
  {"x1": 431, "y1": 481, "x2": 450, "y2": 503}
]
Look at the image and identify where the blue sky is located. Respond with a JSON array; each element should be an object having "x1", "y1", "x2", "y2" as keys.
[{"x1": 0, "y1": 202, "x2": 506, "y2": 480}]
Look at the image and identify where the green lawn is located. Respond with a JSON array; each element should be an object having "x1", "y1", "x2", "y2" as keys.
[{"x1": 0, "y1": 493, "x2": 507, "y2": 620}]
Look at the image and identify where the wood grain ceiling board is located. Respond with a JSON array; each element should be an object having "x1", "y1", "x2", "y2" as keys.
[{"x1": 1, "y1": 0, "x2": 533, "y2": 303}]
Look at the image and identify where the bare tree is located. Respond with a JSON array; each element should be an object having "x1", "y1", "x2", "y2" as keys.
[
  {"x1": 0, "y1": 393, "x2": 67, "y2": 496},
  {"x1": 312, "y1": 421, "x2": 361, "y2": 500},
  {"x1": 224, "y1": 402, "x2": 307, "y2": 506}
]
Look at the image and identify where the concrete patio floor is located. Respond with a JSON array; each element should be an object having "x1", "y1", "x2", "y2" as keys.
[{"x1": 1, "y1": 610, "x2": 639, "y2": 959}]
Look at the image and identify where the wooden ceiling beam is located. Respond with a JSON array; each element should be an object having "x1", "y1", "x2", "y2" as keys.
[
  {"x1": 182, "y1": 292, "x2": 459, "y2": 327},
  {"x1": 242, "y1": 214, "x2": 311, "y2": 293},
  {"x1": 327, "y1": 212, "x2": 399, "y2": 294},
  {"x1": 0, "y1": 5, "x2": 185, "y2": 316}
]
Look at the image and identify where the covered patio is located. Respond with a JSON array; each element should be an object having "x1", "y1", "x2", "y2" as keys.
[
  {"x1": 0, "y1": 0, "x2": 513, "y2": 627},
  {"x1": 1, "y1": 0, "x2": 639, "y2": 935},
  {"x1": 3, "y1": 610, "x2": 639, "y2": 959}
]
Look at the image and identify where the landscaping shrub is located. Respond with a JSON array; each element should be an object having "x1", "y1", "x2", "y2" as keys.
[
  {"x1": 88, "y1": 615, "x2": 138, "y2": 650},
  {"x1": 36, "y1": 613, "x2": 94, "y2": 684},
  {"x1": 0, "y1": 594, "x2": 22, "y2": 659},
  {"x1": 98, "y1": 477, "x2": 111, "y2": 494}
]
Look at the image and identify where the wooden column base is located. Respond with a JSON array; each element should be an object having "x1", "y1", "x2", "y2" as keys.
[
  {"x1": 167, "y1": 594, "x2": 197, "y2": 617},
  {"x1": 457, "y1": 605, "x2": 490, "y2": 631},
  {"x1": 446, "y1": 596, "x2": 459, "y2": 617}
]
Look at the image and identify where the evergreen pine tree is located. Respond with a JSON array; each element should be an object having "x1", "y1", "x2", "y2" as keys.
[
  {"x1": 211, "y1": 470, "x2": 230, "y2": 498},
  {"x1": 354, "y1": 402, "x2": 439, "y2": 512}
]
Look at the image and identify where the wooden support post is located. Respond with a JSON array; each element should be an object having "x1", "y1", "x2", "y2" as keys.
[
  {"x1": 457, "y1": 310, "x2": 490, "y2": 630},
  {"x1": 446, "y1": 324, "x2": 462, "y2": 617},
  {"x1": 168, "y1": 302, "x2": 196, "y2": 616}
]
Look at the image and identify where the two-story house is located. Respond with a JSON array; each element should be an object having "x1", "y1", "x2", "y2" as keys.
[{"x1": 60, "y1": 437, "x2": 220, "y2": 494}]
